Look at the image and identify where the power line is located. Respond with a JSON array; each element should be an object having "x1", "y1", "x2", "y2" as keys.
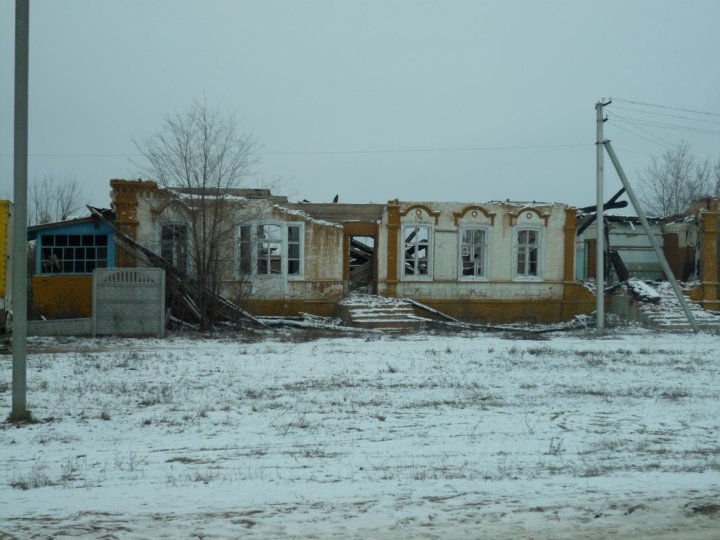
[
  {"x1": 611, "y1": 105, "x2": 720, "y2": 126},
  {"x1": 609, "y1": 122, "x2": 674, "y2": 153},
  {"x1": 1, "y1": 142, "x2": 594, "y2": 159},
  {"x1": 259, "y1": 143, "x2": 592, "y2": 156},
  {"x1": 620, "y1": 121, "x2": 678, "y2": 149},
  {"x1": 609, "y1": 114, "x2": 720, "y2": 136},
  {"x1": 609, "y1": 118, "x2": 714, "y2": 163},
  {"x1": 0, "y1": 153, "x2": 139, "y2": 158},
  {"x1": 610, "y1": 117, "x2": 678, "y2": 148},
  {"x1": 612, "y1": 97, "x2": 720, "y2": 118}
]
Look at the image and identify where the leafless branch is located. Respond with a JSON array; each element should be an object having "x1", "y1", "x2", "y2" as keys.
[
  {"x1": 133, "y1": 99, "x2": 260, "y2": 329},
  {"x1": 28, "y1": 175, "x2": 84, "y2": 225}
]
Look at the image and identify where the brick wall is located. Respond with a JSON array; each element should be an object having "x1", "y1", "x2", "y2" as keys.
[
  {"x1": 391, "y1": 201, "x2": 568, "y2": 301},
  {"x1": 32, "y1": 275, "x2": 93, "y2": 318}
]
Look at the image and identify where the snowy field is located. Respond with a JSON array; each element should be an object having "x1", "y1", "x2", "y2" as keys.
[{"x1": 1, "y1": 327, "x2": 720, "y2": 539}]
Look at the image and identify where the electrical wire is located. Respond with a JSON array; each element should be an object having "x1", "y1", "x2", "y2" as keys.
[
  {"x1": 608, "y1": 115, "x2": 715, "y2": 164},
  {"x1": 1, "y1": 142, "x2": 594, "y2": 159},
  {"x1": 608, "y1": 114, "x2": 720, "y2": 136},
  {"x1": 609, "y1": 119, "x2": 677, "y2": 150},
  {"x1": 258, "y1": 143, "x2": 592, "y2": 156},
  {"x1": 609, "y1": 122, "x2": 674, "y2": 153},
  {"x1": 612, "y1": 97, "x2": 720, "y2": 118},
  {"x1": 610, "y1": 105, "x2": 720, "y2": 126}
]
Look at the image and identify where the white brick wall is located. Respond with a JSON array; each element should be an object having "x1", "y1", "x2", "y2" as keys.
[
  {"x1": 390, "y1": 201, "x2": 568, "y2": 301},
  {"x1": 135, "y1": 192, "x2": 572, "y2": 304}
]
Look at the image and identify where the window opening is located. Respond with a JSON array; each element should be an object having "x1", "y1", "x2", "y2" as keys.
[
  {"x1": 238, "y1": 225, "x2": 252, "y2": 275},
  {"x1": 461, "y1": 228, "x2": 486, "y2": 277},
  {"x1": 240, "y1": 223, "x2": 302, "y2": 277},
  {"x1": 404, "y1": 225, "x2": 430, "y2": 276},
  {"x1": 257, "y1": 224, "x2": 282, "y2": 275},
  {"x1": 161, "y1": 223, "x2": 189, "y2": 274},
  {"x1": 516, "y1": 229, "x2": 539, "y2": 277},
  {"x1": 40, "y1": 234, "x2": 109, "y2": 274},
  {"x1": 287, "y1": 225, "x2": 301, "y2": 276}
]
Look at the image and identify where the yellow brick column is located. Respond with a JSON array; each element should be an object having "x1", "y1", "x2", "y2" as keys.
[
  {"x1": 700, "y1": 200, "x2": 719, "y2": 309},
  {"x1": 386, "y1": 200, "x2": 400, "y2": 298},
  {"x1": 562, "y1": 208, "x2": 577, "y2": 282},
  {"x1": 561, "y1": 208, "x2": 578, "y2": 319},
  {"x1": 110, "y1": 179, "x2": 158, "y2": 268}
]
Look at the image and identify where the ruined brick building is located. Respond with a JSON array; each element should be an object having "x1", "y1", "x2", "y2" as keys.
[
  {"x1": 26, "y1": 180, "x2": 718, "y2": 325},
  {"x1": 109, "y1": 179, "x2": 594, "y2": 323}
]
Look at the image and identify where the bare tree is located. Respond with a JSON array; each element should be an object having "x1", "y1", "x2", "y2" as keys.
[
  {"x1": 713, "y1": 156, "x2": 720, "y2": 197},
  {"x1": 134, "y1": 99, "x2": 258, "y2": 329},
  {"x1": 639, "y1": 141, "x2": 716, "y2": 217},
  {"x1": 29, "y1": 175, "x2": 84, "y2": 225}
]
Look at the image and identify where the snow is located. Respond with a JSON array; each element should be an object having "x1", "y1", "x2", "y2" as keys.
[
  {"x1": 2, "y1": 327, "x2": 720, "y2": 538},
  {"x1": 273, "y1": 205, "x2": 343, "y2": 228},
  {"x1": 339, "y1": 294, "x2": 411, "y2": 307},
  {"x1": 627, "y1": 278, "x2": 661, "y2": 302}
]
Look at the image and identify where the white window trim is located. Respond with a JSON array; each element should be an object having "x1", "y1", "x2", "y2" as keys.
[
  {"x1": 157, "y1": 219, "x2": 193, "y2": 274},
  {"x1": 512, "y1": 226, "x2": 544, "y2": 281},
  {"x1": 400, "y1": 223, "x2": 434, "y2": 281},
  {"x1": 458, "y1": 225, "x2": 490, "y2": 281},
  {"x1": 285, "y1": 222, "x2": 304, "y2": 280},
  {"x1": 236, "y1": 221, "x2": 304, "y2": 279}
]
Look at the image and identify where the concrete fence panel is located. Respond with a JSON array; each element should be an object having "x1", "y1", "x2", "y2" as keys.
[{"x1": 92, "y1": 268, "x2": 165, "y2": 337}]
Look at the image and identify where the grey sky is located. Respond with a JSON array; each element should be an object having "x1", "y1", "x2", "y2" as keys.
[{"x1": 1, "y1": 0, "x2": 719, "y2": 209}]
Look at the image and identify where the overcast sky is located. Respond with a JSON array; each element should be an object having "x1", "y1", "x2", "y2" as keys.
[{"x1": 1, "y1": 0, "x2": 719, "y2": 209}]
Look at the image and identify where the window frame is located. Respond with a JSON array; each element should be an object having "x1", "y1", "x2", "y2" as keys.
[
  {"x1": 158, "y1": 221, "x2": 191, "y2": 275},
  {"x1": 255, "y1": 222, "x2": 284, "y2": 276},
  {"x1": 513, "y1": 226, "x2": 543, "y2": 280},
  {"x1": 401, "y1": 223, "x2": 433, "y2": 280},
  {"x1": 458, "y1": 225, "x2": 489, "y2": 280},
  {"x1": 236, "y1": 221, "x2": 304, "y2": 279},
  {"x1": 38, "y1": 233, "x2": 109, "y2": 275}
]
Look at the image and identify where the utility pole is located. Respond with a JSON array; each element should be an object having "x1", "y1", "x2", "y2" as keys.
[
  {"x1": 595, "y1": 99, "x2": 610, "y2": 335},
  {"x1": 603, "y1": 141, "x2": 698, "y2": 332},
  {"x1": 11, "y1": 0, "x2": 30, "y2": 421}
]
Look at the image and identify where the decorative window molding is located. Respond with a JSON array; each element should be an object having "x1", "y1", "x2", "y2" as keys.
[
  {"x1": 400, "y1": 204, "x2": 441, "y2": 225},
  {"x1": 452, "y1": 205, "x2": 496, "y2": 226},
  {"x1": 237, "y1": 221, "x2": 304, "y2": 279},
  {"x1": 458, "y1": 226, "x2": 489, "y2": 280},
  {"x1": 150, "y1": 198, "x2": 193, "y2": 222},
  {"x1": 401, "y1": 224, "x2": 433, "y2": 279},
  {"x1": 509, "y1": 207, "x2": 550, "y2": 227},
  {"x1": 513, "y1": 226, "x2": 543, "y2": 280}
]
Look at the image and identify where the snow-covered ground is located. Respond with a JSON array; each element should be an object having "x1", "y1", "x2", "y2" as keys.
[{"x1": 1, "y1": 327, "x2": 720, "y2": 539}]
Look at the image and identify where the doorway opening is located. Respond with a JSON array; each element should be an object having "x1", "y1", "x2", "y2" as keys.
[{"x1": 348, "y1": 235, "x2": 375, "y2": 294}]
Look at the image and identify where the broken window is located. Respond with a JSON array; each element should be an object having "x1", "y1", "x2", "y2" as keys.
[
  {"x1": 257, "y1": 224, "x2": 282, "y2": 275},
  {"x1": 238, "y1": 225, "x2": 252, "y2": 275},
  {"x1": 287, "y1": 224, "x2": 301, "y2": 276},
  {"x1": 460, "y1": 228, "x2": 487, "y2": 278},
  {"x1": 160, "y1": 223, "x2": 189, "y2": 274},
  {"x1": 39, "y1": 234, "x2": 109, "y2": 274},
  {"x1": 516, "y1": 228, "x2": 540, "y2": 278},
  {"x1": 237, "y1": 222, "x2": 303, "y2": 277},
  {"x1": 403, "y1": 225, "x2": 431, "y2": 277}
]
